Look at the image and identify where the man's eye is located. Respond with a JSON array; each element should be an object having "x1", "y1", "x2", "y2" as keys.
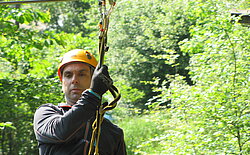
[
  {"x1": 80, "y1": 73, "x2": 86, "y2": 76},
  {"x1": 64, "y1": 74, "x2": 72, "y2": 78}
]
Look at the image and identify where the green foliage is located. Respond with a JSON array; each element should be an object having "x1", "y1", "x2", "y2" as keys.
[
  {"x1": 118, "y1": 111, "x2": 167, "y2": 155},
  {"x1": 0, "y1": 2, "x2": 100, "y2": 154},
  {"x1": 0, "y1": 5, "x2": 58, "y2": 78},
  {"x1": 144, "y1": 0, "x2": 250, "y2": 154},
  {"x1": 0, "y1": 122, "x2": 16, "y2": 130},
  {"x1": 0, "y1": 78, "x2": 62, "y2": 154},
  {"x1": 106, "y1": 0, "x2": 198, "y2": 107},
  {"x1": 33, "y1": 0, "x2": 92, "y2": 34},
  {"x1": 0, "y1": 4, "x2": 97, "y2": 79},
  {"x1": 1, "y1": 0, "x2": 249, "y2": 154}
]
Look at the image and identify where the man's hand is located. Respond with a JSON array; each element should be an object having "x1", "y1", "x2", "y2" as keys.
[{"x1": 90, "y1": 64, "x2": 113, "y2": 96}]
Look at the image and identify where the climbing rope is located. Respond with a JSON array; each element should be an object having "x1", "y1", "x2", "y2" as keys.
[{"x1": 88, "y1": 0, "x2": 121, "y2": 155}]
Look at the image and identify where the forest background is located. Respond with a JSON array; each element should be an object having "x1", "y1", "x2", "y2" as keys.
[{"x1": 0, "y1": 0, "x2": 249, "y2": 154}]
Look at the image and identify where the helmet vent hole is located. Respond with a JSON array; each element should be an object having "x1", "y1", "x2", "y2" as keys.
[{"x1": 86, "y1": 53, "x2": 92, "y2": 59}]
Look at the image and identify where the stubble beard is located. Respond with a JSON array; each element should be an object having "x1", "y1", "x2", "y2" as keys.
[{"x1": 65, "y1": 92, "x2": 81, "y2": 105}]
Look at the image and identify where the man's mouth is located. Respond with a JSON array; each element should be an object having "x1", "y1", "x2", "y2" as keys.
[{"x1": 71, "y1": 88, "x2": 82, "y2": 93}]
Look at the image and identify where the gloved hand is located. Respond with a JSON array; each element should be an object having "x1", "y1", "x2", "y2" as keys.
[{"x1": 90, "y1": 64, "x2": 113, "y2": 96}]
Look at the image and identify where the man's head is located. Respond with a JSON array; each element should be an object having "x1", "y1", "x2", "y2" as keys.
[{"x1": 58, "y1": 49, "x2": 98, "y2": 105}]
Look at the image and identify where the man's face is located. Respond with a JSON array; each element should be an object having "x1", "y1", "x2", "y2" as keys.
[{"x1": 62, "y1": 62, "x2": 92, "y2": 105}]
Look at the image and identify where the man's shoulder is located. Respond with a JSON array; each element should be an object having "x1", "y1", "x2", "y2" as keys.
[
  {"x1": 37, "y1": 103, "x2": 57, "y2": 108},
  {"x1": 102, "y1": 118, "x2": 124, "y2": 135},
  {"x1": 35, "y1": 103, "x2": 62, "y2": 112}
]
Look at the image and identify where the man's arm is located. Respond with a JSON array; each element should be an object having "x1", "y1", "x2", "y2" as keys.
[{"x1": 33, "y1": 90, "x2": 100, "y2": 143}]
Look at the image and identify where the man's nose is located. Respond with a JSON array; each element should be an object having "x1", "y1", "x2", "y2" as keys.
[{"x1": 71, "y1": 74, "x2": 79, "y2": 84}]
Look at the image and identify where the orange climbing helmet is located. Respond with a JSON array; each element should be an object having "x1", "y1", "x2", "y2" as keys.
[{"x1": 58, "y1": 49, "x2": 98, "y2": 81}]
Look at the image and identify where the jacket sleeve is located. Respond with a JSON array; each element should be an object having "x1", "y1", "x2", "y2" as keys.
[
  {"x1": 33, "y1": 90, "x2": 100, "y2": 144},
  {"x1": 116, "y1": 130, "x2": 127, "y2": 155}
]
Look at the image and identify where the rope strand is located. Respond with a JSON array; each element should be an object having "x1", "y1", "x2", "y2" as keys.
[{"x1": 88, "y1": 1, "x2": 120, "y2": 155}]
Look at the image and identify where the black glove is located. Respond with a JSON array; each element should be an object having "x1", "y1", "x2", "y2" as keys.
[{"x1": 90, "y1": 64, "x2": 113, "y2": 96}]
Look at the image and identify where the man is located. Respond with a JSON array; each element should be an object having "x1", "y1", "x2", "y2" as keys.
[{"x1": 33, "y1": 49, "x2": 127, "y2": 155}]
